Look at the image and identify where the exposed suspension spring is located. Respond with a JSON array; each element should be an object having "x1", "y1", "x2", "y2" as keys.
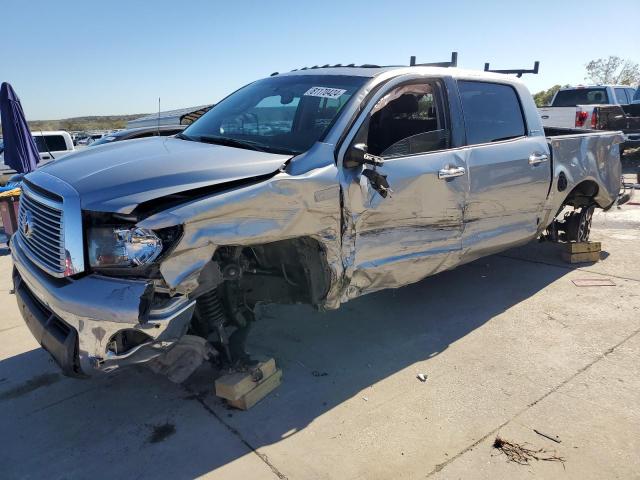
[{"x1": 196, "y1": 289, "x2": 232, "y2": 363}]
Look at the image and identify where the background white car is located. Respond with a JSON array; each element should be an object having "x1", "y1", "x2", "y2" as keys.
[{"x1": 0, "y1": 130, "x2": 75, "y2": 184}]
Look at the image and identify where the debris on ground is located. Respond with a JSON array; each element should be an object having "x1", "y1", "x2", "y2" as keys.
[
  {"x1": 533, "y1": 429, "x2": 562, "y2": 443},
  {"x1": 416, "y1": 373, "x2": 428, "y2": 382},
  {"x1": 312, "y1": 370, "x2": 328, "y2": 377},
  {"x1": 493, "y1": 436, "x2": 565, "y2": 466},
  {"x1": 572, "y1": 278, "x2": 616, "y2": 287},
  {"x1": 148, "y1": 335, "x2": 216, "y2": 383}
]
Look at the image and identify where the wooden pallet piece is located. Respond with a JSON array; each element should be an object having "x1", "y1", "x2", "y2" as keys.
[
  {"x1": 562, "y1": 251, "x2": 601, "y2": 264},
  {"x1": 564, "y1": 241, "x2": 601, "y2": 254},
  {"x1": 215, "y1": 358, "x2": 277, "y2": 401},
  {"x1": 228, "y1": 369, "x2": 283, "y2": 410}
]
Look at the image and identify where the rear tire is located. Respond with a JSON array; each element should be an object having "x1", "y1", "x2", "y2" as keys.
[{"x1": 565, "y1": 205, "x2": 594, "y2": 242}]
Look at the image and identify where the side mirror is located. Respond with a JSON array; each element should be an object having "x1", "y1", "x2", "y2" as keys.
[{"x1": 344, "y1": 143, "x2": 384, "y2": 169}]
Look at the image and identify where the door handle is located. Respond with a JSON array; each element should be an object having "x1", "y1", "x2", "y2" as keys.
[
  {"x1": 528, "y1": 153, "x2": 549, "y2": 165},
  {"x1": 438, "y1": 166, "x2": 466, "y2": 179},
  {"x1": 41, "y1": 156, "x2": 50, "y2": 160}
]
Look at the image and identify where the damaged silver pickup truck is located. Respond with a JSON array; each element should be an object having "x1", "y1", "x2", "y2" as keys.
[{"x1": 12, "y1": 65, "x2": 622, "y2": 379}]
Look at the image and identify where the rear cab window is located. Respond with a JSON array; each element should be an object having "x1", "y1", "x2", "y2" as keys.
[
  {"x1": 34, "y1": 135, "x2": 68, "y2": 152},
  {"x1": 457, "y1": 81, "x2": 526, "y2": 145},
  {"x1": 551, "y1": 88, "x2": 609, "y2": 106}
]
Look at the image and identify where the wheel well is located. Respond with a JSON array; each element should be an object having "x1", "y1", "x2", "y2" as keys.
[
  {"x1": 561, "y1": 180, "x2": 599, "y2": 209},
  {"x1": 212, "y1": 237, "x2": 332, "y2": 308}
]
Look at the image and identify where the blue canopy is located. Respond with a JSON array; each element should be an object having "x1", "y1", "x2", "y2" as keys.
[{"x1": 0, "y1": 82, "x2": 39, "y2": 174}]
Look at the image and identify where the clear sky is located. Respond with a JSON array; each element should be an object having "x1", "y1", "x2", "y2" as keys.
[{"x1": 2, "y1": 0, "x2": 639, "y2": 120}]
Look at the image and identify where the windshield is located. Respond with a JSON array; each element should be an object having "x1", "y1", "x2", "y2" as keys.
[
  {"x1": 552, "y1": 88, "x2": 609, "y2": 107},
  {"x1": 635, "y1": 89, "x2": 640, "y2": 102},
  {"x1": 182, "y1": 75, "x2": 367, "y2": 154}
]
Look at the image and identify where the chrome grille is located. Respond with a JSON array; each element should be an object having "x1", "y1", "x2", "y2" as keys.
[{"x1": 18, "y1": 187, "x2": 66, "y2": 275}]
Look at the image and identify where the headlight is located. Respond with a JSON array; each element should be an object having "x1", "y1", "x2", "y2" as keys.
[{"x1": 88, "y1": 227, "x2": 163, "y2": 269}]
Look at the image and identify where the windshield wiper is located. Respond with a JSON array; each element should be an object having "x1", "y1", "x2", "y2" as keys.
[
  {"x1": 174, "y1": 132, "x2": 194, "y2": 141},
  {"x1": 176, "y1": 132, "x2": 298, "y2": 155},
  {"x1": 193, "y1": 135, "x2": 268, "y2": 152}
]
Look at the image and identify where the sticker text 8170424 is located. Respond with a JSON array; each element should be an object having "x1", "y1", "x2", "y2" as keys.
[{"x1": 304, "y1": 87, "x2": 347, "y2": 99}]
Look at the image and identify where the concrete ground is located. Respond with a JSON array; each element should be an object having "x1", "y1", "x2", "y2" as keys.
[{"x1": 1, "y1": 202, "x2": 639, "y2": 480}]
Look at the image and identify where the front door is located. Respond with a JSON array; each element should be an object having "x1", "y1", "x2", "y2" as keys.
[{"x1": 339, "y1": 78, "x2": 468, "y2": 300}]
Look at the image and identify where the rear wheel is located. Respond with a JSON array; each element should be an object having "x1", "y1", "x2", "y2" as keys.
[{"x1": 565, "y1": 205, "x2": 594, "y2": 242}]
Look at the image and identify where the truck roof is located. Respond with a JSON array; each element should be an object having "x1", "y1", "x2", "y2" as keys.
[
  {"x1": 32, "y1": 130, "x2": 72, "y2": 136},
  {"x1": 559, "y1": 85, "x2": 635, "y2": 90},
  {"x1": 278, "y1": 65, "x2": 526, "y2": 86}
]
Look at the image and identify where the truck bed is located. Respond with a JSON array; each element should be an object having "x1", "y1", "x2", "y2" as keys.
[{"x1": 542, "y1": 127, "x2": 622, "y2": 217}]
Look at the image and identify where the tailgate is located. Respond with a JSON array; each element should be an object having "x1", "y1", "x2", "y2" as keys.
[{"x1": 538, "y1": 107, "x2": 576, "y2": 128}]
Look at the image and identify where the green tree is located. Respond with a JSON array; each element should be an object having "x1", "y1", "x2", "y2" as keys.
[
  {"x1": 585, "y1": 56, "x2": 640, "y2": 85},
  {"x1": 533, "y1": 85, "x2": 562, "y2": 107}
]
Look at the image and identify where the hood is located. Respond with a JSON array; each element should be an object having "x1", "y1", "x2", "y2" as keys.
[{"x1": 38, "y1": 136, "x2": 290, "y2": 213}]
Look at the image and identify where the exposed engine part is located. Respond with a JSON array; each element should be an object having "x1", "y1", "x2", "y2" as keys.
[
  {"x1": 542, "y1": 205, "x2": 595, "y2": 243},
  {"x1": 186, "y1": 237, "x2": 332, "y2": 368},
  {"x1": 147, "y1": 335, "x2": 217, "y2": 383}
]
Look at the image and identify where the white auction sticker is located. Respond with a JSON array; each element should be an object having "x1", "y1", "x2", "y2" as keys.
[{"x1": 304, "y1": 87, "x2": 347, "y2": 99}]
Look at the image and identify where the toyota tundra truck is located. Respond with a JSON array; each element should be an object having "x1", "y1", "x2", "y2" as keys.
[{"x1": 11, "y1": 64, "x2": 622, "y2": 379}]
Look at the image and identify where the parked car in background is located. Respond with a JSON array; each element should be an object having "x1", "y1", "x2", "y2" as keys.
[
  {"x1": 0, "y1": 131, "x2": 74, "y2": 183},
  {"x1": 592, "y1": 102, "x2": 640, "y2": 154},
  {"x1": 88, "y1": 125, "x2": 186, "y2": 147},
  {"x1": 77, "y1": 133, "x2": 104, "y2": 146},
  {"x1": 538, "y1": 85, "x2": 637, "y2": 129}
]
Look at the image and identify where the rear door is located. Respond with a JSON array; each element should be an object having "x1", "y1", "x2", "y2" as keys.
[
  {"x1": 339, "y1": 76, "x2": 468, "y2": 298},
  {"x1": 458, "y1": 80, "x2": 551, "y2": 260}
]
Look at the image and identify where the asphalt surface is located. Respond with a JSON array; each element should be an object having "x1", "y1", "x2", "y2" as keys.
[{"x1": 0, "y1": 203, "x2": 639, "y2": 479}]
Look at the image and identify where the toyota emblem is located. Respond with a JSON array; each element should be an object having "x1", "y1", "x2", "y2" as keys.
[{"x1": 22, "y1": 211, "x2": 34, "y2": 238}]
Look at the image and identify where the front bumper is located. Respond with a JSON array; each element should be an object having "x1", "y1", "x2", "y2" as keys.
[{"x1": 11, "y1": 233, "x2": 196, "y2": 376}]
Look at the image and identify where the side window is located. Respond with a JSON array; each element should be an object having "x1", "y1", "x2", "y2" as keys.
[
  {"x1": 615, "y1": 88, "x2": 629, "y2": 104},
  {"x1": 458, "y1": 81, "x2": 525, "y2": 145},
  {"x1": 365, "y1": 82, "x2": 449, "y2": 157}
]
